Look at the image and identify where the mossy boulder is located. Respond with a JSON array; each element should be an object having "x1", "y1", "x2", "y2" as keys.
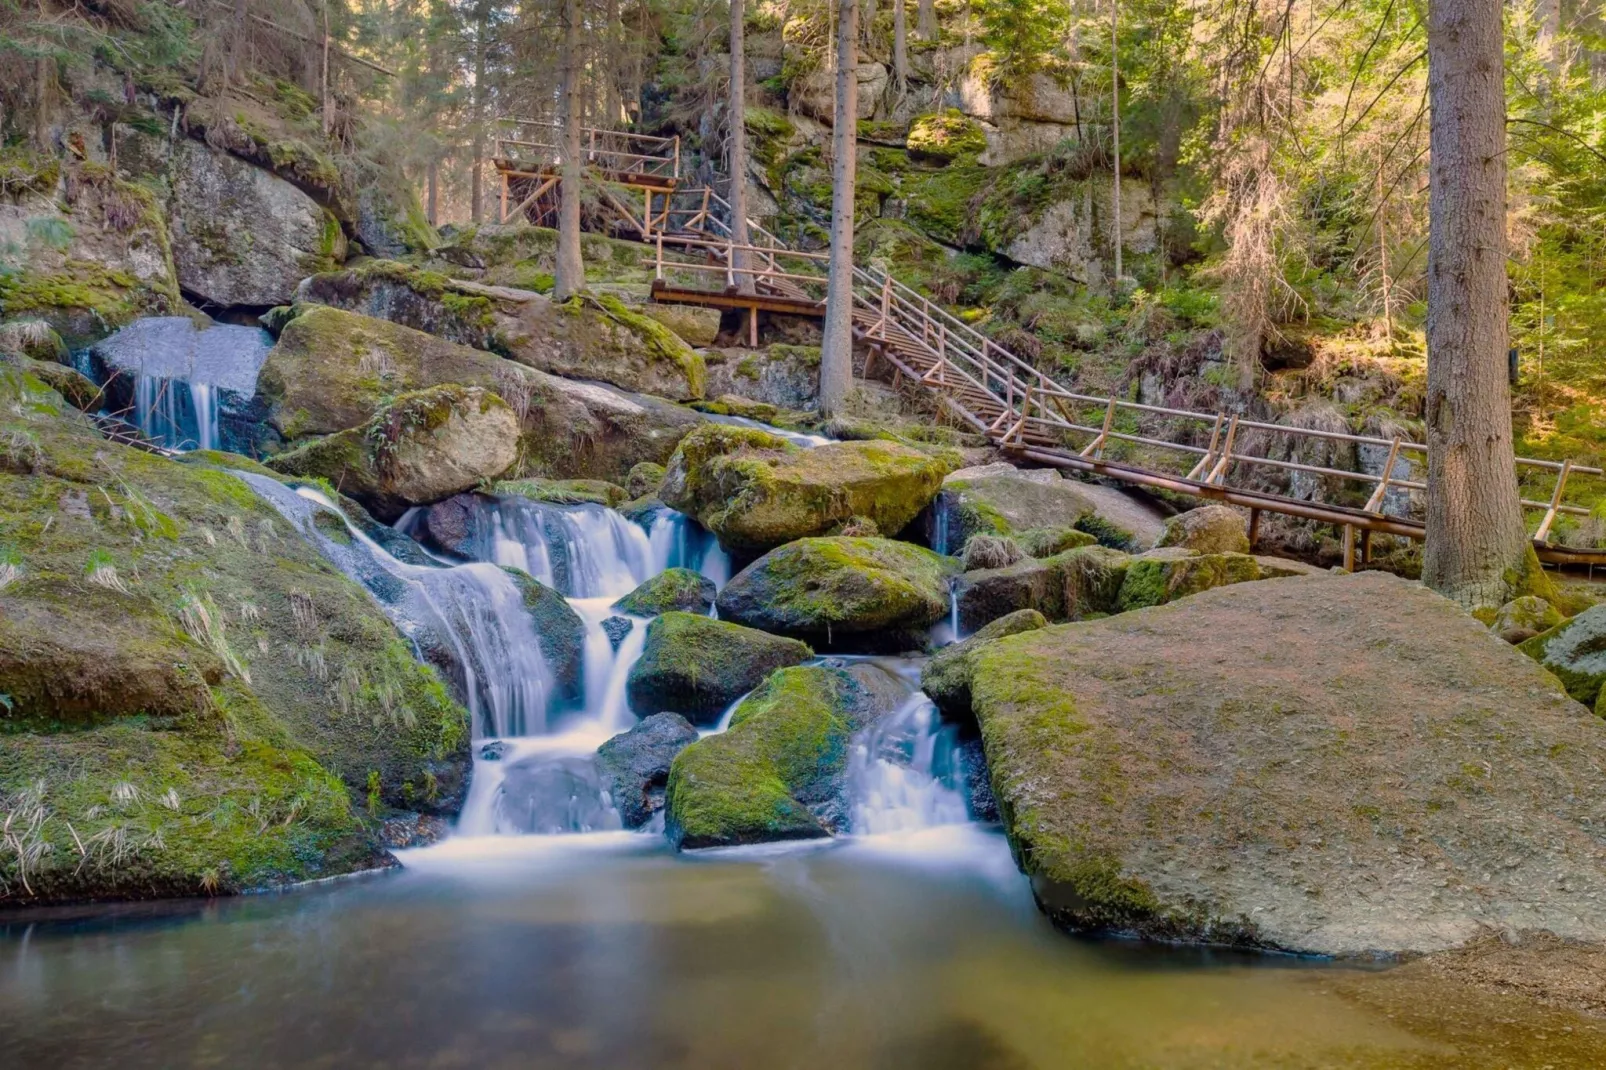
[
  {"x1": 296, "y1": 264, "x2": 707, "y2": 400},
  {"x1": 702, "y1": 343, "x2": 821, "y2": 411},
  {"x1": 664, "y1": 665, "x2": 880, "y2": 848},
  {"x1": 266, "y1": 385, "x2": 519, "y2": 521},
  {"x1": 626, "y1": 612, "x2": 813, "y2": 724},
  {"x1": 625, "y1": 461, "x2": 666, "y2": 499},
  {"x1": 503, "y1": 568, "x2": 587, "y2": 704},
  {"x1": 1, "y1": 354, "x2": 100, "y2": 411},
  {"x1": 922, "y1": 609, "x2": 1048, "y2": 722},
  {"x1": 1493, "y1": 595, "x2": 1565, "y2": 645},
  {"x1": 258, "y1": 305, "x2": 703, "y2": 479},
  {"x1": 641, "y1": 303, "x2": 721, "y2": 347},
  {"x1": 1115, "y1": 547, "x2": 1264, "y2": 612},
  {"x1": 1155, "y1": 505, "x2": 1251, "y2": 555},
  {"x1": 596, "y1": 713, "x2": 700, "y2": 828},
  {"x1": 0, "y1": 367, "x2": 469, "y2": 904},
  {"x1": 955, "y1": 544, "x2": 1131, "y2": 633},
  {"x1": 971, "y1": 571, "x2": 1606, "y2": 955},
  {"x1": 937, "y1": 472, "x2": 1096, "y2": 554},
  {"x1": 1519, "y1": 604, "x2": 1606, "y2": 711},
  {"x1": 0, "y1": 319, "x2": 66, "y2": 363},
  {"x1": 1016, "y1": 526, "x2": 1098, "y2": 557},
  {"x1": 717, "y1": 536, "x2": 957, "y2": 649},
  {"x1": 661, "y1": 424, "x2": 952, "y2": 551},
  {"x1": 492, "y1": 477, "x2": 627, "y2": 507},
  {"x1": 613, "y1": 568, "x2": 716, "y2": 617}
]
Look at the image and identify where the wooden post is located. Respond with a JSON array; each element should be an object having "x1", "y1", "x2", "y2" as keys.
[
  {"x1": 643, "y1": 189, "x2": 652, "y2": 238},
  {"x1": 879, "y1": 274, "x2": 892, "y2": 337},
  {"x1": 655, "y1": 234, "x2": 664, "y2": 281},
  {"x1": 1535, "y1": 459, "x2": 1575, "y2": 544},
  {"x1": 499, "y1": 174, "x2": 508, "y2": 224},
  {"x1": 1247, "y1": 507, "x2": 1261, "y2": 549},
  {"x1": 1364, "y1": 436, "x2": 1403, "y2": 513},
  {"x1": 673, "y1": 136, "x2": 681, "y2": 179},
  {"x1": 1360, "y1": 528, "x2": 1373, "y2": 565},
  {"x1": 1342, "y1": 524, "x2": 1356, "y2": 572},
  {"x1": 1207, "y1": 415, "x2": 1240, "y2": 484},
  {"x1": 1187, "y1": 412, "x2": 1226, "y2": 481},
  {"x1": 748, "y1": 307, "x2": 759, "y2": 347}
]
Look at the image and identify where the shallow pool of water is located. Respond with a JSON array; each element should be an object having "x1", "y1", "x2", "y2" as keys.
[{"x1": 2, "y1": 827, "x2": 1601, "y2": 1068}]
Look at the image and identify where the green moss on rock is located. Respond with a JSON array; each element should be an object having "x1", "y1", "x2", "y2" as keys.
[
  {"x1": 1115, "y1": 548, "x2": 1263, "y2": 612},
  {"x1": 613, "y1": 568, "x2": 716, "y2": 617},
  {"x1": 626, "y1": 611, "x2": 812, "y2": 724},
  {"x1": 922, "y1": 608, "x2": 1049, "y2": 722}
]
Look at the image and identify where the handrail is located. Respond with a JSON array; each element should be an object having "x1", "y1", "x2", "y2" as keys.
[{"x1": 492, "y1": 117, "x2": 680, "y2": 180}]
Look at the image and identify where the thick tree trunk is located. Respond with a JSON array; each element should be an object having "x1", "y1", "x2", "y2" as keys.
[
  {"x1": 469, "y1": 0, "x2": 491, "y2": 224},
  {"x1": 916, "y1": 0, "x2": 936, "y2": 41},
  {"x1": 1110, "y1": 0, "x2": 1122, "y2": 283},
  {"x1": 555, "y1": 0, "x2": 586, "y2": 301},
  {"x1": 893, "y1": 0, "x2": 908, "y2": 101},
  {"x1": 730, "y1": 0, "x2": 753, "y2": 296},
  {"x1": 820, "y1": 0, "x2": 859, "y2": 418},
  {"x1": 1422, "y1": 0, "x2": 1530, "y2": 608}
]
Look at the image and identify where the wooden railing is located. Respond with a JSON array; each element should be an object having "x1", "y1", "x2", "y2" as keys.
[
  {"x1": 651, "y1": 236, "x2": 828, "y2": 298},
  {"x1": 493, "y1": 119, "x2": 680, "y2": 181}
]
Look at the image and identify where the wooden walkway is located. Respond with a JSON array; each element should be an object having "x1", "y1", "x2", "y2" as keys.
[{"x1": 514, "y1": 123, "x2": 1606, "y2": 568}]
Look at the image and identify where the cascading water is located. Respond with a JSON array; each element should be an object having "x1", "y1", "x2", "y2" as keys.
[
  {"x1": 88, "y1": 317, "x2": 271, "y2": 453},
  {"x1": 844, "y1": 661, "x2": 970, "y2": 835},
  {"x1": 238, "y1": 473, "x2": 555, "y2": 740}
]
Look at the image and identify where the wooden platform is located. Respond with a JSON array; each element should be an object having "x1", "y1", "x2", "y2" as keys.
[{"x1": 649, "y1": 279, "x2": 823, "y2": 317}]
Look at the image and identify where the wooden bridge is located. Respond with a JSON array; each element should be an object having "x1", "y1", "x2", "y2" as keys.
[{"x1": 496, "y1": 118, "x2": 1606, "y2": 569}]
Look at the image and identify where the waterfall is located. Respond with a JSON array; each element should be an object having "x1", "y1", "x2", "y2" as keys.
[
  {"x1": 848, "y1": 692, "x2": 969, "y2": 835},
  {"x1": 239, "y1": 473, "x2": 554, "y2": 739},
  {"x1": 645, "y1": 507, "x2": 731, "y2": 587},
  {"x1": 90, "y1": 317, "x2": 270, "y2": 453}
]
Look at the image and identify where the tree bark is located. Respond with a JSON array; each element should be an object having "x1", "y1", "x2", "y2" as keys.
[
  {"x1": 1421, "y1": 0, "x2": 1530, "y2": 608},
  {"x1": 554, "y1": 0, "x2": 586, "y2": 301},
  {"x1": 916, "y1": 0, "x2": 936, "y2": 42},
  {"x1": 820, "y1": 0, "x2": 859, "y2": 418},
  {"x1": 469, "y1": 0, "x2": 491, "y2": 224},
  {"x1": 730, "y1": 0, "x2": 753, "y2": 296},
  {"x1": 893, "y1": 0, "x2": 908, "y2": 102},
  {"x1": 427, "y1": 159, "x2": 439, "y2": 227},
  {"x1": 1110, "y1": 0, "x2": 1122, "y2": 284}
]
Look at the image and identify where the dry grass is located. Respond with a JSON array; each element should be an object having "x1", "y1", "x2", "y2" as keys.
[{"x1": 178, "y1": 589, "x2": 250, "y2": 683}]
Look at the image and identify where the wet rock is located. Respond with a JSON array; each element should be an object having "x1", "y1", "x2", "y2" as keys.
[
  {"x1": 922, "y1": 609, "x2": 1048, "y2": 721},
  {"x1": 625, "y1": 461, "x2": 666, "y2": 499},
  {"x1": 601, "y1": 615, "x2": 634, "y2": 650},
  {"x1": 596, "y1": 713, "x2": 700, "y2": 828},
  {"x1": 266, "y1": 385, "x2": 519, "y2": 521},
  {"x1": 480, "y1": 741, "x2": 510, "y2": 761},
  {"x1": 1155, "y1": 505, "x2": 1251, "y2": 555},
  {"x1": 666, "y1": 666, "x2": 881, "y2": 848},
  {"x1": 258, "y1": 305, "x2": 703, "y2": 479},
  {"x1": 1493, "y1": 595, "x2": 1564, "y2": 645},
  {"x1": 661, "y1": 423, "x2": 953, "y2": 551},
  {"x1": 972, "y1": 570, "x2": 1606, "y2": 956},
  {"x1": 717, "y1": 536, "x2": 957, "y2": 650},
  {"x1": 379, "y1": 813, "x2": 451, "y2": 849},
  {"x1": 613, "y1": 567, "x2": 716, "y2": 617},
  {"x1": 6, "y1": 356, "x2": 100, "y2": 411},
  {"x1": 956, "y1": 737, "x2": 998, "y2": 823},
  {"x1": 1520, "y1": 603, "x2": 1606, "y2": 712},
  {"x1": 422, "y1": 492, "x2": 493, "y2": 558},
  {"x1": 496, "y1": 754, "x2": 621, "y2": 835},
  {"x1": 626, "y1": 612, "x2": 813, "y2": 724}
]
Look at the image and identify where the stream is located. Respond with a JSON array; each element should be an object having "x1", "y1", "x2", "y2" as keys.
[{"x1": 1, "y1": 346, "x2": 1593, "y2": 1066}]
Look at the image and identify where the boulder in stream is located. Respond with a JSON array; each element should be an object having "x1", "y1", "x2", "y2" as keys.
[
  {"x1": 970, "y1": 570, "x2": 1606, "y2": 956},
  {"x1": 613, "y1": 567, "x2": 716, "y2": 617},
  {"x1": 267, "y1": 384, "x2": 519, "y2": 521},
  {"x1": 922, "y1": 608, "x2": 1048, "y2": 721},
  {"x1": 1520, "y1": 603, "x2": 1606, "y2": 711},
  {"x1": 665, "y1": 665, "x2": 881, "y2": 848},
  {"x1": 716, "y1": 536, "x2": 957, "y2": 650},
  {"x1": 660, "y1": 423, "x2": 953, "y2": 551},
  {"x1": 626, "y1": 612, "x2": 813, "y2": 724},
  {"x1": 597, "y1": 713, "x2": 700, "y2": 828}
]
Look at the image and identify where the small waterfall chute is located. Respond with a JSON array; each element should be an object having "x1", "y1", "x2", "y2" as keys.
[{"x1": 848, "y1": 692, "x2": 969, "y2": 835}]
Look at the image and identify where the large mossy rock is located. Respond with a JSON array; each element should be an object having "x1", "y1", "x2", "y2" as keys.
[
  {"x1": 1520, "y1": 604, "x2": 1606, "y2": 712},
  {"x1": 266, "y1": 384, "x2": 519, "y2": 521},
  {"x1": 504, "y1": 569, "x2": 586, "y2": 704},
  {"x1": 937, "y1": 470, "x2": 1096, "y2": 553},
  {"x1": 0, "y1": 162, "x2": 182, "y2": 347},
  {"x1": 1115, "y1": 547, "x2": 1264, "y2": 611},
  {"x1": 295, "y1": 263, "x2": 706, "y2": 400},
  {"x1": 1155, "y1": 505, "x2": 1251, "y2": 555},
  {"x1": 626, "y1": 612, "x2": 813, "y2": 724},
  {"x1": 661, "y1": 424, "x2": 952, "y2": 551},
  {"x1": 955, "y1": 544, "x2": 1131, "y2": 633},
  {"x1": 596, "y1": 713, "x2": 700, "y2": 828},
  {"x1": 0, "y1": 368, "x2": 469, "y2": 904},
  {"x1": 258, "y1": 306, "x2": 702, "y2": 479},
  {"x1": 166, "y1": 138, "x2": 345, "y2": 307},
  {"x1": 717, "y1": 536, "x2": 956, "y2": 649},
  {"x1": 664, "y1": 665, "x2": 879, "y2": 848},
  {"x1": 922, "y1": 608, "x2": 1047, "y2": 721},
  {"x1": 613, "y1": 567, "x2": 715, "y2": 617},
  {"x1": 1493, "y1": 595, "x2": 1565, "y2": 645},
  {"x1": 971, "y1": 571, "x2": 1606, "y2": 956}
]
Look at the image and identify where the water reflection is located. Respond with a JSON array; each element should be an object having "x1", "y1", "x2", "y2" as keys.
[{"x1": 0, "y1": 828, "x2": 1570, "y2": 1069}]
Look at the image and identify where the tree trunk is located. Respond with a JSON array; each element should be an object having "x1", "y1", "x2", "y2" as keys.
[
  {"x1": 427, "y1": 159, "x2": 439, "y2": 228},
  {"x1": 729, "y1": 0, "x2": 754, "y2": 296},
  {"x1": 1421, "y1": 0, "x2": 1531, "y2": 608},
  {"x1": 892, "y1": 0, "x2": 908, "y2": 102},
  {"x1": 820, "y1": 0, "x2": 858, "y2": 418},
  {"x1": 861, "y1": 0, "x2": 877, "y2": 45},
  {"x1": 469, "y1": 0, "x2": 491, "y2": 224},
  {"x1": 554, "y1": 0, "x2": 586, "y2": 301},
  {"x1": 916, "y1": 0, "x2": 936, "y2": 42},
  {"x1": 1110, "y1": 0, "x2": 1122, "y2": 284}
]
